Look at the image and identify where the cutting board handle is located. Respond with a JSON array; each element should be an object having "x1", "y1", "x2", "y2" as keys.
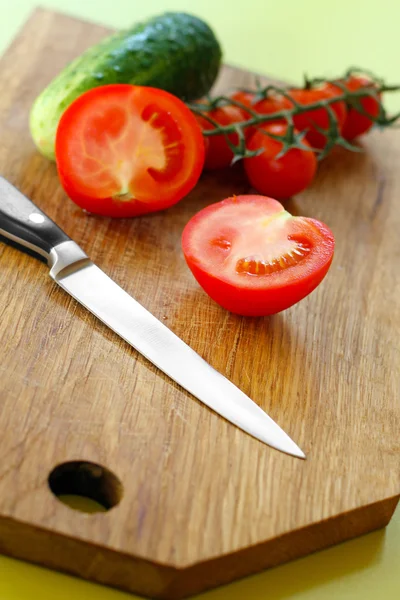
[{"x1": 0, "y1": 176, "x2": 71, "y2": 262}]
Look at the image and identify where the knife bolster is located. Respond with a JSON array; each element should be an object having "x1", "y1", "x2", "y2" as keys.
[{"x1": 49, "y1": 241, "x2": 89, "y2": 278}]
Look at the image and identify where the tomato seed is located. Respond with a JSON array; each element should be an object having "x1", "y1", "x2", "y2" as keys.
[
  {"x1": 211, "y1": 237, "x2": 231, "y2": 250},
  {"x1": 236, "y1": 243, "x2": 310, "y2": 276}
]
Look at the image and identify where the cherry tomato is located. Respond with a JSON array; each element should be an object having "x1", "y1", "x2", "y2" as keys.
[
  {"x1": 231, "y1": 90, "x2": 292, "y2": 137},
  {"x1": 230, "y1": 90, "x2": 255, "y2": 118},
  {"x1": 289, "y1": 84, "x2": 347, "y2": 150},
  {"x1": 244, "y1": 123, "x2": 317, "y2": 199},
  {"x1": 229, "y1": 91, "x2": 254, "y2": 117},
  {"x1": 231, "y1": 90, "x2": 292, "y2": 118},
  {"x1": 341, "y1": 75, "x2": 381, "y2": 140},
  {"x1": 182, "y1": 195, "x2": 334, "y2": 316},
  {"x1": 195, "y1": 104, "x2": 246, "y2": 170},
  {"x1": 55, "y1": 84, "x2": 205, "y2": 217}
]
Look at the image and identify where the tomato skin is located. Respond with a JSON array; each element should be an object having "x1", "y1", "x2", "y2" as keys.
[
  {"x1": 182, "y1": 195, "x2": 335, "y2": 316},
  {"x1": 232, "y1": 87, "x2": 346, "y2": 150},
  {"x1": 231, "y1": 91, "x2": 292, "y2": 138},
  {"x1": 244, "y1": 123, "x2": 317, "y2": 199},
  {"x1": 253, "y1": 93, "x2": 292, "y2": 119},
  {"x1": 231, "y1": 91, "x2": 291, "y2": 118},
  {"x1": 186, "y1": 246, "x2": 332, "y2": 316},
  {"x1": 341, "y1": 75, "x2": 381, "y2": 140},
  {"x1": 56, "y1": 183, "x2": 181, "y2": 218},
  {"x1": 55, "y1": 84, "x2": 205, "y2": 218},
  {"x1": 229, "y1": 91, "x2": 254, "y2": 118},
  {"x1": 230, "y1": 90, "x2": 255, "y2": 118},
  {"x1": 289, "y1": 84, "x2": 347, "y2": 149},
  {"x1": 195, "y1": 104, "x2": 246, "y2": 170}
]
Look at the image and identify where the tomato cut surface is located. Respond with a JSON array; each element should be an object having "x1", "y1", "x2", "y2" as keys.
[
  {"x1": 55, "y1": 84, "x2": 205, "y2": 217},
  {"x1": 182, "y1": 195, "x2": 334, "y2": 316}
]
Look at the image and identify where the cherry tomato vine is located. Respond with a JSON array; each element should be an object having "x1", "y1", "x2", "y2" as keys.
[{"x1": 188, "y1": 68, "x2": 400, "y2": 163}]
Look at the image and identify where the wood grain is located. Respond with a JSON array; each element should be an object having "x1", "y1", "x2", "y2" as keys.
[{"x1": 0, "y1": 8, "x2": 399, "y2": 599}]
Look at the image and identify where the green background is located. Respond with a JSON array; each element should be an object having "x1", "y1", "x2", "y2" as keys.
[
  {"x1": 0, "y1": 1, "x2": 399, "y2": 599},
  {"x1": 2, "y1": 0, "x2": 400, "y2": 112}
]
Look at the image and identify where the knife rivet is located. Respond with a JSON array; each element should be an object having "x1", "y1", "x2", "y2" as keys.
[{"x1": 29, "y1": 212, "x2": 45, "y2": 224}]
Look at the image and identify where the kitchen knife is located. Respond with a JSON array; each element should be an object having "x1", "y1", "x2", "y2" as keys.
[{"x1": 0, "y1": 177, "x2": 305, "y2": 459}]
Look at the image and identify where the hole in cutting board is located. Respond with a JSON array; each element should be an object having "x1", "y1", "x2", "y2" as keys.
[{"x1": 48, "y1": 461, "x2": 123, "y2": 513}]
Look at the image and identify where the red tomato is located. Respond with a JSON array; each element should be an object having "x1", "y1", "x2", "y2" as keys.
[
  {"x1": 55, "y1": 84, "x2": 205, "y2": 217},
  {"x1": 289, "y1": 84, "x2": 347, "y2": 149},
  {"x1": 341, "y1": 75, "x2": 381, "y2": 140},
  {"x1": 229, "y1": 91, "x2": 254, "y2": 117},
  {"x1": 231, "y1": 90, "x2": 292, "y2": 118},
  {"x1": 254, "y1": 93, "x2": 292, "y2": 119},
  {"x1": 231, "y1": 91, "x2": 292, "y2": 137},
  {"x1": 231, "y1": 90, "x2": 255, "y2": 117},
  {"x1": 244, "y1": 123, "x2": 317, "y2": 199},
  {"x1": 182, "y1": 195, "x2": 334, "y2": 316},
  {"x1": 229, "y1": 91, "x2": 257, "y2": 138},
  {"x1": 195, "y1": 104, "x2": 246, "y2": 170}
]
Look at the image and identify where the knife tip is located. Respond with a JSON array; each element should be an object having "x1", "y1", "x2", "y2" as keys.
[
  {"x1": 288, "y1": 443, "x2": 306, "y2": 460},
  {"x1": 293, "y1": 448, "x2": 307, "y2": 460},
  {"x1": 254, "y1": 417, "x2": 307, "y2": 459}
]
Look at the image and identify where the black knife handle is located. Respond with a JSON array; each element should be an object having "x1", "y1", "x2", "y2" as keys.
[{"x1": 0, "y1": 176, "x2": 71, "y2": 263}]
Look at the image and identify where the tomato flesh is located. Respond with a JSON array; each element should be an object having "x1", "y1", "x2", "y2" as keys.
[
  {"x1": 55, "y1": 84, "x2": 205, "y2": 217},
  {"x1": 341, "y1": 75, "x2": 381, "y2": 140},
  {"x1": 182, "y1": 195, "x2": 334, "y2": 316}
]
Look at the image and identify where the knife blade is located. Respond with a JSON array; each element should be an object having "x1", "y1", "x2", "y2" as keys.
[{"x1": 0, "y1": 177, "x2": 305, "y2": 458}]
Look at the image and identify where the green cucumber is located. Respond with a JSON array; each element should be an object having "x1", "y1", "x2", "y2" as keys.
[{"x1": 30, "y1": 12, "x2": 222, "y2": 160}]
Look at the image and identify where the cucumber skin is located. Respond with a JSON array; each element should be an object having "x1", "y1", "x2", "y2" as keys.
[{"x1": 30, "y1": 12, "x2": 222, "y2": 160}]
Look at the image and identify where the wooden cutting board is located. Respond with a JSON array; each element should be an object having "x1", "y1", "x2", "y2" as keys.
[{"x1": 0, "y1": 8, "x2": 399, "y2": 599}]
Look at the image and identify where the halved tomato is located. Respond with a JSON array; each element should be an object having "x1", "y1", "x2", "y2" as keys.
[
  {"x1": 55, "y1": 84, "x2": 205, "y2": 217},
  {"x1": 182, "y1": 195, "x2": 334, "y2": 316}
]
